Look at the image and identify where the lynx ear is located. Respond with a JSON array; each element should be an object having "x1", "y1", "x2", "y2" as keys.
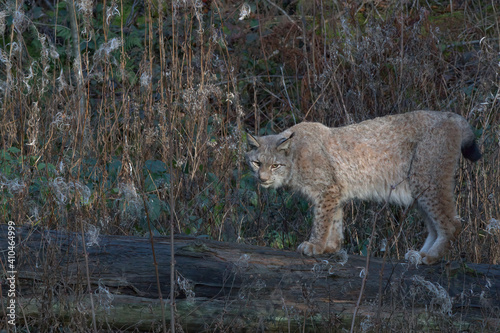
[
  {"x1": 277, "y1": 132, "x2": 295, "y2": 152},
  {"x1": 247, "y1": 133, "x2": 260, "y2": 149}
]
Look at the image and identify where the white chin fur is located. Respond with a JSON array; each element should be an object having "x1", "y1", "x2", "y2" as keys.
[{"x1": 261, "y1": 179, "x2": 285, "y2": 188}]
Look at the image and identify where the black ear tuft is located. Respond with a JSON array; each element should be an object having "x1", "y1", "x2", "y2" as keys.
[
  {"x1": 277, "y1": 132, "x2": 294, "y2": 152},
  {"x1": 247, "y1": 133, "x2": 260, "y2": 149}
]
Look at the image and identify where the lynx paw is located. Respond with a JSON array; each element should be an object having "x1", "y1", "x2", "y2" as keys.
[
  {"x1": 297, "y1": 241, "x2": 325, "y2": 256},
  {"x1": 420, "y1": 251, "x2": 439, "y2": 265}
]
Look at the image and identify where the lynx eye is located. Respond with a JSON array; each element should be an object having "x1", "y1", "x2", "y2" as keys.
[
  {"x1": 271, "y1": 164, "x2": 281, "y2": 170},
  {"x1": 251, "y1": 161, "x2": 261, "y2": 168}
]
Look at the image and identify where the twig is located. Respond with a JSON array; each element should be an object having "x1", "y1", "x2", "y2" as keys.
[
  {"x1": 142, "y1": 192, "x2": 168, "y2": 333},
  {"x1": 80, "y1": 222, "x2": 98, "y2": 332},
  {"x1": 280, "y1": 66, "x2": 298, "y2": 124},
  {"x1": 350, "y1": 185, "x2": 396, "y2": 332},
  {"x1": 304, "y1": 70, "x2": 336, "y2": 119},
  {"x1": 262, "y1": 0, "x2": 302, "y2": 32},
  {"x1": 67, "y1": 0, "x2": 86, "y2": 121},
  {"x1": 169, "y1": 2, "x2": 178, "y2": 332}
]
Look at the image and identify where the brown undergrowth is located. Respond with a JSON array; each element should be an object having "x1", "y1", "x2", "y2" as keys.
[{"x1": 0, "y1": 0, "x2": 499, "y2": 331}]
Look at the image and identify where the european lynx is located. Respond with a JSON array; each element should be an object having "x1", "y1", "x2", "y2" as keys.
[{"x1": 246, "y1": 111, "x2": 481, "y2": 265}]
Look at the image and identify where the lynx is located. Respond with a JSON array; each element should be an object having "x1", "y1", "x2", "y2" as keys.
[{"x1": 246, "y1": 111, "x2": 481, "y2": 265}]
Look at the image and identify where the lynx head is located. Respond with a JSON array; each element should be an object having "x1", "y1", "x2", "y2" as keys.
[{"x1": 245, "y1": 132, "x2": 295, "y2": 188}]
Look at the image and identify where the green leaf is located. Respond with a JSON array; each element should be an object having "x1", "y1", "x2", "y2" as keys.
[
  {"x1": 246, "y1": 33, "x2": 258, "y2": 43},
  {"x1": 107, "y1": 159, "x2": 122, "y2": 181},
  {"x1": 146, "y1": 194, "x2": 164, "y2": 221},
  {"x1": 8, "y1": 147, "x2": 21, "y2": 154},
  {"x1": 144, "y1": 160, "x2": 170, "y2": 192},
  {"x1": 250, "y1": 191, "x2": 258, "y2": 207},
  {"x1": 1, "y1": 150, "x2": 13, "y2": 162},
  {"x1": 56, "y1": 25, "x2": 72, "y2": 42},
  {"x1": 145, "y1": 159, "x2": 167, "y2": 175}
]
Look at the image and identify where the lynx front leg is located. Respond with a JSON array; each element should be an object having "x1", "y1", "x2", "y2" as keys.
[
  {"x1": 325, "y1": 208, "x2": 344, "y2": 252},
  {"x1": 298, "y1": 187, "x2": 343, "y2": 256}
]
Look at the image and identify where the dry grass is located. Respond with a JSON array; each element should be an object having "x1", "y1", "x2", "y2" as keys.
[{"x1": 0, "y1": 0, "x2": 499, "y2": 331}]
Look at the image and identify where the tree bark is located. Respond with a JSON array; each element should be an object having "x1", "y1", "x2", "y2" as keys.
[{"x1": 1, "y1": 225, "x2": 499, "y2": 331}]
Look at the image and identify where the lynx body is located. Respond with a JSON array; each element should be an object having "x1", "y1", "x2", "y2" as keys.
[{"x1": 246, "y1": 111, "x2": 481, "y2": 265}]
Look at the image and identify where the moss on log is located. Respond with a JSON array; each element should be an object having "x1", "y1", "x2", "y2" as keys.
[{"x1": 1, "y1": 225, "x2": 499, "y2": 331}]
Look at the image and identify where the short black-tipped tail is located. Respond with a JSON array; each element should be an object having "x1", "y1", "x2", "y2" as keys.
[{"x1": 461, "y1": 140, "x2": 482, "y2": 162}]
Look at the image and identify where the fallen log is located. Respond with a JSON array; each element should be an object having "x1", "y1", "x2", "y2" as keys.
[{"x1": 1, "y1": 224, "x2": 499, "y2": 332}]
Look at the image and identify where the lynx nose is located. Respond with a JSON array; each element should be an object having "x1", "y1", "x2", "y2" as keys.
[{"x1": 259, "y1": 171, "x2": 271, "y2": 183}]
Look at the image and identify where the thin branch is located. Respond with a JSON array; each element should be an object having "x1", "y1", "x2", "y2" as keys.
[
  {"x1": 79, "y1": 223, "x2": 98, "y2": 332},
  {"x1": 262, "y1": 0, "x2": 302, "y2": 32},
  {"x1": 142, "y1": 191, "x2": 168, "y2": 333},
  {"x1": 67, "y1": 0, "x2": 86, "y2": 120},
  {"x1": 350, "y1": 184, "x2": 396, "y2": 332}
]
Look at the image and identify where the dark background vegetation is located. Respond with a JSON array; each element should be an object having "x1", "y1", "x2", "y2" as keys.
[{"x1": 0, "y1": 0, "x2": 499, "y2": 308}]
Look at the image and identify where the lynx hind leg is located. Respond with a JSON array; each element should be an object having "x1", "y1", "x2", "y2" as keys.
[
  {"x1": 417, "y1": 190, "x2": 461, "y2": 265},
  {"x1": 411, "y1": 121, "x2": 463, "y2": 265},
  {"x1": 418, "y1": 206, "x2": 437, "y2": 255},
  {"x1": 298, "y1": 187, "x2": 343, "y2": 256}
]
